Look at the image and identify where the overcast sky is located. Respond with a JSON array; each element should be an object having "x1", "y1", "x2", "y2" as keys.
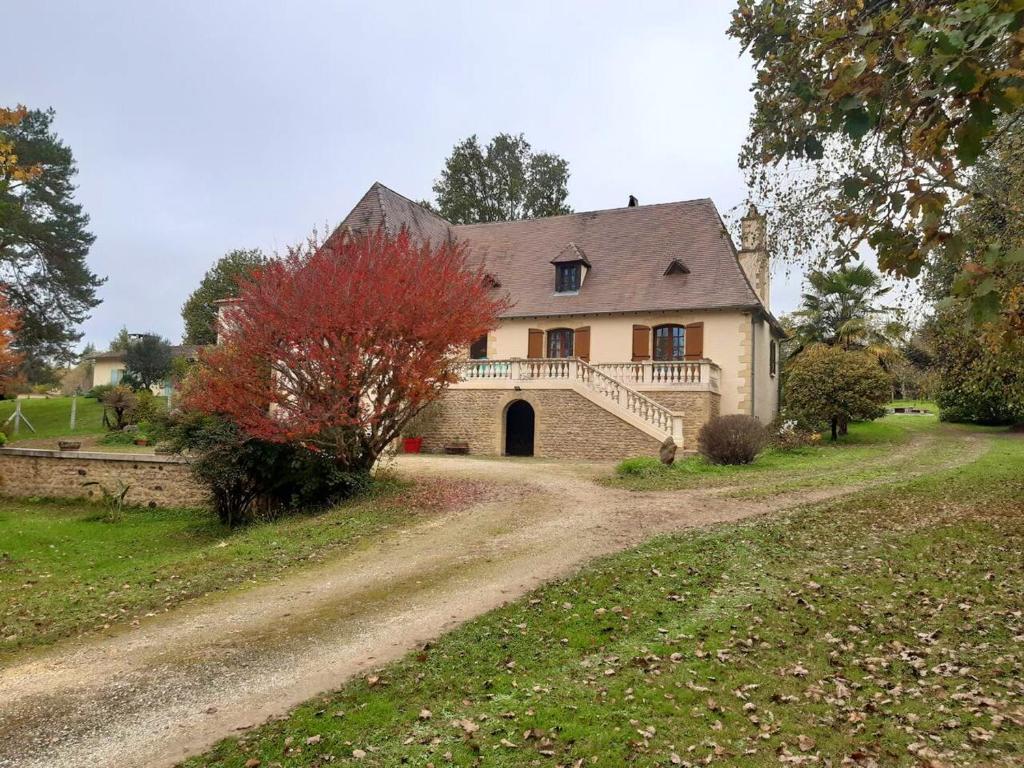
[{"x1": 10, "y1": 1, "x2": 810, "y2": 350}]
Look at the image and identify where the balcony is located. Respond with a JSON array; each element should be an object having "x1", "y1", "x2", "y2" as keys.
[{"x1": 451, "y1": 358, "x2": 720, "y2": 393}]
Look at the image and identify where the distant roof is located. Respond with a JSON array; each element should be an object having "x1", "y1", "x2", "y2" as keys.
[
  {"x1": 335, "y1": 182, "x2": 780, "y2": 328},
  {"x1": 336, "y1": 182, "x2": 453, "y2": 246},
  {"x1": 86, "y1": 344, "x2": 202, "y2": 362}
]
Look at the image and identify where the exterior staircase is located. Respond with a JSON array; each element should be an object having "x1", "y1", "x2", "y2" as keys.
[{"x1": 455, "y1": 358, "x2": 684, "y2": 445}]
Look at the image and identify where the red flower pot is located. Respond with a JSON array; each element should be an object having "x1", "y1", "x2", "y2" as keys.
[{"x1": 403, "y1": 437, "x2": 423, "y2": 454}]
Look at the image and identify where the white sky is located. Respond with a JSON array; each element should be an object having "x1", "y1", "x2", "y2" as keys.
[{"x1": 9, "y1": 0, "x2": 811, "y2": 350}]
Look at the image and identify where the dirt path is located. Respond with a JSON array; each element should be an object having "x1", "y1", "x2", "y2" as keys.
[{"x1": 0, "y1": 432, "x2": 987, "y2": 768}]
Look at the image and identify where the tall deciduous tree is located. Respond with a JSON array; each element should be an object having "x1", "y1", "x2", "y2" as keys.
[
  {"x1": 729, "y1": 1, "x2": 1024, "y2": 320},
  {"x1": 430, "y1": 133, "x2": 571, "y2": 224},
  {"x1": 0, "y1": 107, "x2": 102, "y2": 374},
  {"x1": 184, "y1": 230, "x2": 509, "y2": 472},
  {"x1": 181, "y1": 248, "x2": 267, "y2": 345},
  {"x1": 124, "y1": 334, "x2": 173, "y2": 390}
]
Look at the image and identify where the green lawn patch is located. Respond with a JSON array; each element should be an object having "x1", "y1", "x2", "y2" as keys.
[
  {"x1": 0, "y1": 477, "x2": 472, "y2": 659},
  {"x1": 0, "y1": 396, "x2": 106, "y2": 442},
  {"x1": 608, "y1": 415, "x2": 926, "y2": 492},
  {"x1": 184, "y1": 429, "x2": 1023, "y2": 768}
]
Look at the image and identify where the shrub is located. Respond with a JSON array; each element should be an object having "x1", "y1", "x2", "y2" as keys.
[
  {"x1": 697, "y1": 415, "x2": 767, "y2": 465},
  {"x1": 0, "y1": 431, "x2": 6, "y2": 446},
  {"x1": 86, "y1": 384, "x2": 113, "y2": 400},
  {"x1": 783, "y1": 345, "x2": 891, "y2": 440},
  {"x1": 168, "y1": 412, "x2": 372, "y2": 526},
  {"x1": 768, "y1": 418, "x2": 816, "y2": 451},
  {"x1": 615, "y1": 456, "x2": 666, "y2": 477},
  {"x1": 100, "y1": 386, "x2": 137, "y2": 430}
]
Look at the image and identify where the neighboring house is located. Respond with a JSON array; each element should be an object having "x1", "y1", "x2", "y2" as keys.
[
  {"x1": 220, "y1": 182, "x2": 787, "y2": 461},
  {"x1": 86, "y1": 346, "x2": 199, "y2": 395}
]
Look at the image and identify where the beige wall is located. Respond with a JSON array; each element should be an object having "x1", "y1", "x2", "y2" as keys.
[
  {"x1": 484, "y1": 311, "x2": 761, "y2": 418},
  {"x1": 92, "y1": 359, "x2": 126, "y2": 388},
  {"x1": 751, "y1": 316, "x2": 780, "y2": 422}
]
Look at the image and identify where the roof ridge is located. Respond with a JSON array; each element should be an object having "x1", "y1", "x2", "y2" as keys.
[
  {"x1": 370, "y1": 180, "x2": 454, "y2": 228},
  {"x1": 452, "y1": 197, "x2": 715, "y2": 230}
]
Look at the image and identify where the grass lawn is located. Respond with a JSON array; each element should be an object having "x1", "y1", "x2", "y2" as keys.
[
  {"x1": 0, "y1": 396, "x2": 106, "y2": 442},
  {"x1": 0, "y1": 477, "x2": 487, "y2": 659},
  {"x1": 607, "y1": 416, "x2": 933, "y2": 493},
  {"x1": 185, "y1": 426, "x2": 1023, "y2": 767}
]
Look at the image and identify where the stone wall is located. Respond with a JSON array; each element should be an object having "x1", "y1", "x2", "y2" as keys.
[
  {"x1": 640, "y1": 390, "x2": 720, "y2": 447},
  {"x1": 416, "y1": 388, "x2": 663, "y2": 461},
  {"x1": 0, "y1": 448, "x2": 209, "y2": 508}
]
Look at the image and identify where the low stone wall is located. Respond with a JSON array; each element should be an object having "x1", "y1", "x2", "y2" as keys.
[
  {"x1": 416, "y1": 388, "x2": 663, "y2": 461},
  {"x1": 640, "y1": 390, "x2": 721, "y2": 444},
  {"x1": 0, "y1": 448, "x2": 209, "y2": 508}
]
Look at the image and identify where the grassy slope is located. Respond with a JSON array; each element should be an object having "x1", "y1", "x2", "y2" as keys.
[
  {"x1": 0, "y1": 396, "x2": 105, "y2": 442},
  {"x1": 186, "y1": 428, "x2": 1023, "y2": 767},
  {"x1": 0, "y1": 479, "x2": 450, "y2": 659},
  {"x1": 608, "y1": 416, "x2": 990, "y2": 494}
]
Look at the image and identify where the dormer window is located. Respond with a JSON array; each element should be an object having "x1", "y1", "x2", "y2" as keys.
[
  {"x1": 555, "y1": 263, "x2": 581, "y2": 293},
  {"x1": 551, "y1": 241, "x2": 590, "y2": 295}
]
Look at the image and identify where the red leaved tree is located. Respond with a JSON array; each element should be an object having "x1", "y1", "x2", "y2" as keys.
[
  {"x1": 0, "y1": 291, "x2": 22, "y2": 393},
  {"x1": 184, "y1": 229, "x2": 508, "y2": 471}
]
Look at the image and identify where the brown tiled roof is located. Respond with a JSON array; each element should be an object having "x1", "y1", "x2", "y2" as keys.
[
  {"x1": 86, "y1": 344, "x2": 203, "y2": 362},
  {"x1": 452, "y1": 199, "x2": 762, "y2": 318},
  {"x1": 337, "y1": 182, "x2": 452, "y2": 246},
  {"x1": 337, "y1": 183, "x2": 770, "y2": 321}
]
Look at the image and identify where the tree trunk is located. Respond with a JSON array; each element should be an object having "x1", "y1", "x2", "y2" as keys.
[
  {"x1": 831, "y1": 416, "x2": 838, "y2": 441},
  {"x1": 838, "y1": 415, "x2": 849, "y2": 436}
]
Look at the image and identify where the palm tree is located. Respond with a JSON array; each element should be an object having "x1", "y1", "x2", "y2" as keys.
[{"x1": 789, "y1": 263, "x2": 897, "y2": 356}]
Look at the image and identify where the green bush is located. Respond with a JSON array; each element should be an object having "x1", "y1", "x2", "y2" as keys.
[
  {"x1": 697, "y1": 415, "x2": 768, "y2": 465},
  {"x1": 168, "y1": 412, "x2": 372, "y2": 526},
  {"x1": 86, "y1": 384, "x2": 113, "y2": 400},
  {"x1": 0, "y1": 431, "x2": 6, "y2": 446}
]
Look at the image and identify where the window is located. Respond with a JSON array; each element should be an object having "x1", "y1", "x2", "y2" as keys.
[
  {"x1": 555, "y1": 263, "x2": 581, "y2": 293},
  {"x1": 546, "y1": 328, "x2": 574, "y2": 358},
  {"x1": 653, "y1": 325, "x2": 686, "y2": 361},
  {"x1": 110, "y1": 368, "x2": 124, "y2": 385},
  {"x1": 769, "y1": 340, "x2": 777, "y2": 376},
  {"x1": 469, "y1": 334, "x2": 488, "y2": 360}
]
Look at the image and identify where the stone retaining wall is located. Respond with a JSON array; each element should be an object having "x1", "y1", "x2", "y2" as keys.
[
  {"x1": 416, "y1": 389, "x2": 663, "y2": 461},
  {"x1": 640, "y1": 390, "x2": 721, "y2": 444},
  {"x1": 0, "y1": 448, "x2": 208, "y2": 508}
]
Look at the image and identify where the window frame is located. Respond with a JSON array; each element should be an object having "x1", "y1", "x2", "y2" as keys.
[
  {"x1": 546, "y1": 327, "x2": 575, "y2": 358},
  {"x1": 469, "y1": 334, "x2": 488, "y2": 360},
  {"x1": 554, "y1": 262, "x2": 581, "y2": 294},
  {"x1": 652, "y1": 324, "x2": 686, "y2": 362}
]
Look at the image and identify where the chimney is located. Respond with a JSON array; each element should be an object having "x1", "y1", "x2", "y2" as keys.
[
  {"x1": 738, "y1": 204, "x2": 770, "y2": 308},
  {"x1": 628, "y1": 195, "x2": 638, "y2": 207}
]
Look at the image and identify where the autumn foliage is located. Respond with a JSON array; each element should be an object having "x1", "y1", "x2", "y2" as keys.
[
  {"x1": 0, "y1": 291, "x2": 21, "y2": 392},
  {"x1": 184, "y1": 229, "x2": 508, "y2": 470}
]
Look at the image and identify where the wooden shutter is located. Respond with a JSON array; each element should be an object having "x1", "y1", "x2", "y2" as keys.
[
  {"x1": 574, "y1": 326, "x2": 591, "y2": 362},
  {"x1": 631, "y1": 324, "x2": 651, "y2": 361},
  {"x1": 684, "y1": 322, "x2": 704, "y2": 360},
  {"x1": 527, "y1": 328, "x2": 544, "y2": 358}
]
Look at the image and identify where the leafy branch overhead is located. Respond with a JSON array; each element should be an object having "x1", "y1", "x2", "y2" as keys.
[
  {"x1": 428, "y1": 133, "x2": 571, "y2": 224},
  {"x1": 729, "y1": 0, "x2": 1024, "y2": 326}
]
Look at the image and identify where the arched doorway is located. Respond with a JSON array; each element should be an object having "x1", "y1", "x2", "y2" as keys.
[{"x1": 504, "y1": 400, "x2": 535, "y2": 457}]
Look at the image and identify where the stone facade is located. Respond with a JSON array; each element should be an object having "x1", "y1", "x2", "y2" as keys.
[
  {"x1": 0, "y1": 448, "x2": 209, "y2": 508},
  {"x1": 415, "y1": 388, "x2": 663, "y2": 461},
  {"x1": 640, "y1": 390, "x2": 720, "y2": 446}
]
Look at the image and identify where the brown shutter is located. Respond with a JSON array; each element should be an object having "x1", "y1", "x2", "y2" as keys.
[
  {"x1": 527, "y1": 328, "x2": 544, "y2": 358},
  {"x1": 631, "y1": 324, "x2": 651, "y2": 361},
  {"x1": 685, "y1": 322, "x2": 704, "y2": 360},
  {"x1": 574, "y1": 326, "x2": 590, "y2": 362}
]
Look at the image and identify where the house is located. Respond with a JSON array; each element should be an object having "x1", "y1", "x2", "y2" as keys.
[
  {"x1": 86, "y1": 345, "x2": 199, "y2": 395},
  {"x1": 224, "y1": 182, "x2": 787, "y2": 461}
]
